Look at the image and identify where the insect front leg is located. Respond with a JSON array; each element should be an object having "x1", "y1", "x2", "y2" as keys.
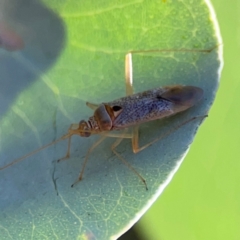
[
  {"x1": 57, "y1": 124, "x2": 78, "y2": 162},
  {"x1": 71, "y1": 135, "x2": 107, "y2": 187},
  {"x1": 72, "y1": 51, "x2": 135, "y2": 187}
]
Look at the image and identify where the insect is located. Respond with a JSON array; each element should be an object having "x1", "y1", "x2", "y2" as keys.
[{"x1": 1, "y1": 48, "x2": 212, "y2": 189}]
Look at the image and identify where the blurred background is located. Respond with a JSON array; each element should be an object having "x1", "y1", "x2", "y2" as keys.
[{"x1": 121, "y1": 0, "x2": 240, "y2": 239}]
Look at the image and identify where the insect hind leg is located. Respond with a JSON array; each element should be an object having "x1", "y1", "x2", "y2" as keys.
[
  {"x1": 129, "y1": 46, "x2": 218, "y2": 55},
  {"x1": 125, "y1": 48, "x2": 210, "y2": 152},
  {"x1": 131, "y1": 115, "x2": 208, "y2": 154},
  {"x1": 125, "y1": 46, "x2": 218, "y2": 97},
  {"x1": 125, "y1": 53, "x2": 134, "y2": 96}
]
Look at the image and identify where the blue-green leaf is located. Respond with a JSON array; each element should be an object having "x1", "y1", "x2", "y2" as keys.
[{"x1": 0, "y1": 0, "x2": 222, "y2": 239}]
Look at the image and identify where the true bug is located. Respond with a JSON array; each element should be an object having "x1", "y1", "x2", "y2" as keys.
[{"x1": 1, "y1": 48, "x2": 212, "y2": 189}]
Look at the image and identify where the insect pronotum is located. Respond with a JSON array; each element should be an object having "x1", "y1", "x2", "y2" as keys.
[{"x1": 1, "y1": 48, "x2": 213, "y2": 189}]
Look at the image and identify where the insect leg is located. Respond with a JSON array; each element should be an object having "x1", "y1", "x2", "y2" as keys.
[
  {"x1": 71, "y1": 135, "x2": 107, "y2": 187},
  {"x1": 86, "y1": 102, "x2": 99, "y2": 110},
  {"x1": 129, "y1": 46, "x2": 218, "y2": 55},
  {"x1": 132, "y1": 115, "x2": 207, "y2": 153},
  {"x1": 57, "y1": 124, "x2": 78, "y2": 162},
  {"x1": 125, "y1": 53, "x2": 134, "y2": 96},
  {"x1": 125, "y1": 46, "x2": 217, "y2": 98},
  {"x1": 99, "y1": 131, "x2": 132, "y2": 138},
  {"x1": 110, "y1": 130, "x2": 148, "y2": 190},
  {"x1": 124, "y1": 52, "x2": 148, "y2": 189},
  {"x1": 95, "y1": 130, "x2": 148, "y2": 189}
]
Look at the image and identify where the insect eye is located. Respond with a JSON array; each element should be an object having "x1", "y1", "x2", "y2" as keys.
[{"x1": 112, "y1": 106, "x2": 122, "y2": 111}]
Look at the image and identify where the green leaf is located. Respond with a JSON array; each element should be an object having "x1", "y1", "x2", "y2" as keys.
[{"x1": 0, "y1": 0, "x2": 222, "y2": 239}]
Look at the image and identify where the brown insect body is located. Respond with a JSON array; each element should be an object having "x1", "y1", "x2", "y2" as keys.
[
  {"x1": 80, "y1": 85, "x2": 203, "y2": 137},
  {"x1": 1, "y1": 49, "x2": 211, "y2": 188}
]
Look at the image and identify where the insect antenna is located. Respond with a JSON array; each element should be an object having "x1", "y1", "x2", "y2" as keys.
[{"x1": 0, "y1": 133, "x2": 72, "y2": 171}]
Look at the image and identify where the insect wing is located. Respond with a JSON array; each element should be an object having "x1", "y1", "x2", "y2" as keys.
[{"x1": 110, "y1": 95, "x2": 174, "y2": 129}]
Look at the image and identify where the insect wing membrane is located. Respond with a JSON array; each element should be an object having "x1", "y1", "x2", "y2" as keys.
[{"x1": 161, "y1": 86, "x2": 203, "y2": 110}]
